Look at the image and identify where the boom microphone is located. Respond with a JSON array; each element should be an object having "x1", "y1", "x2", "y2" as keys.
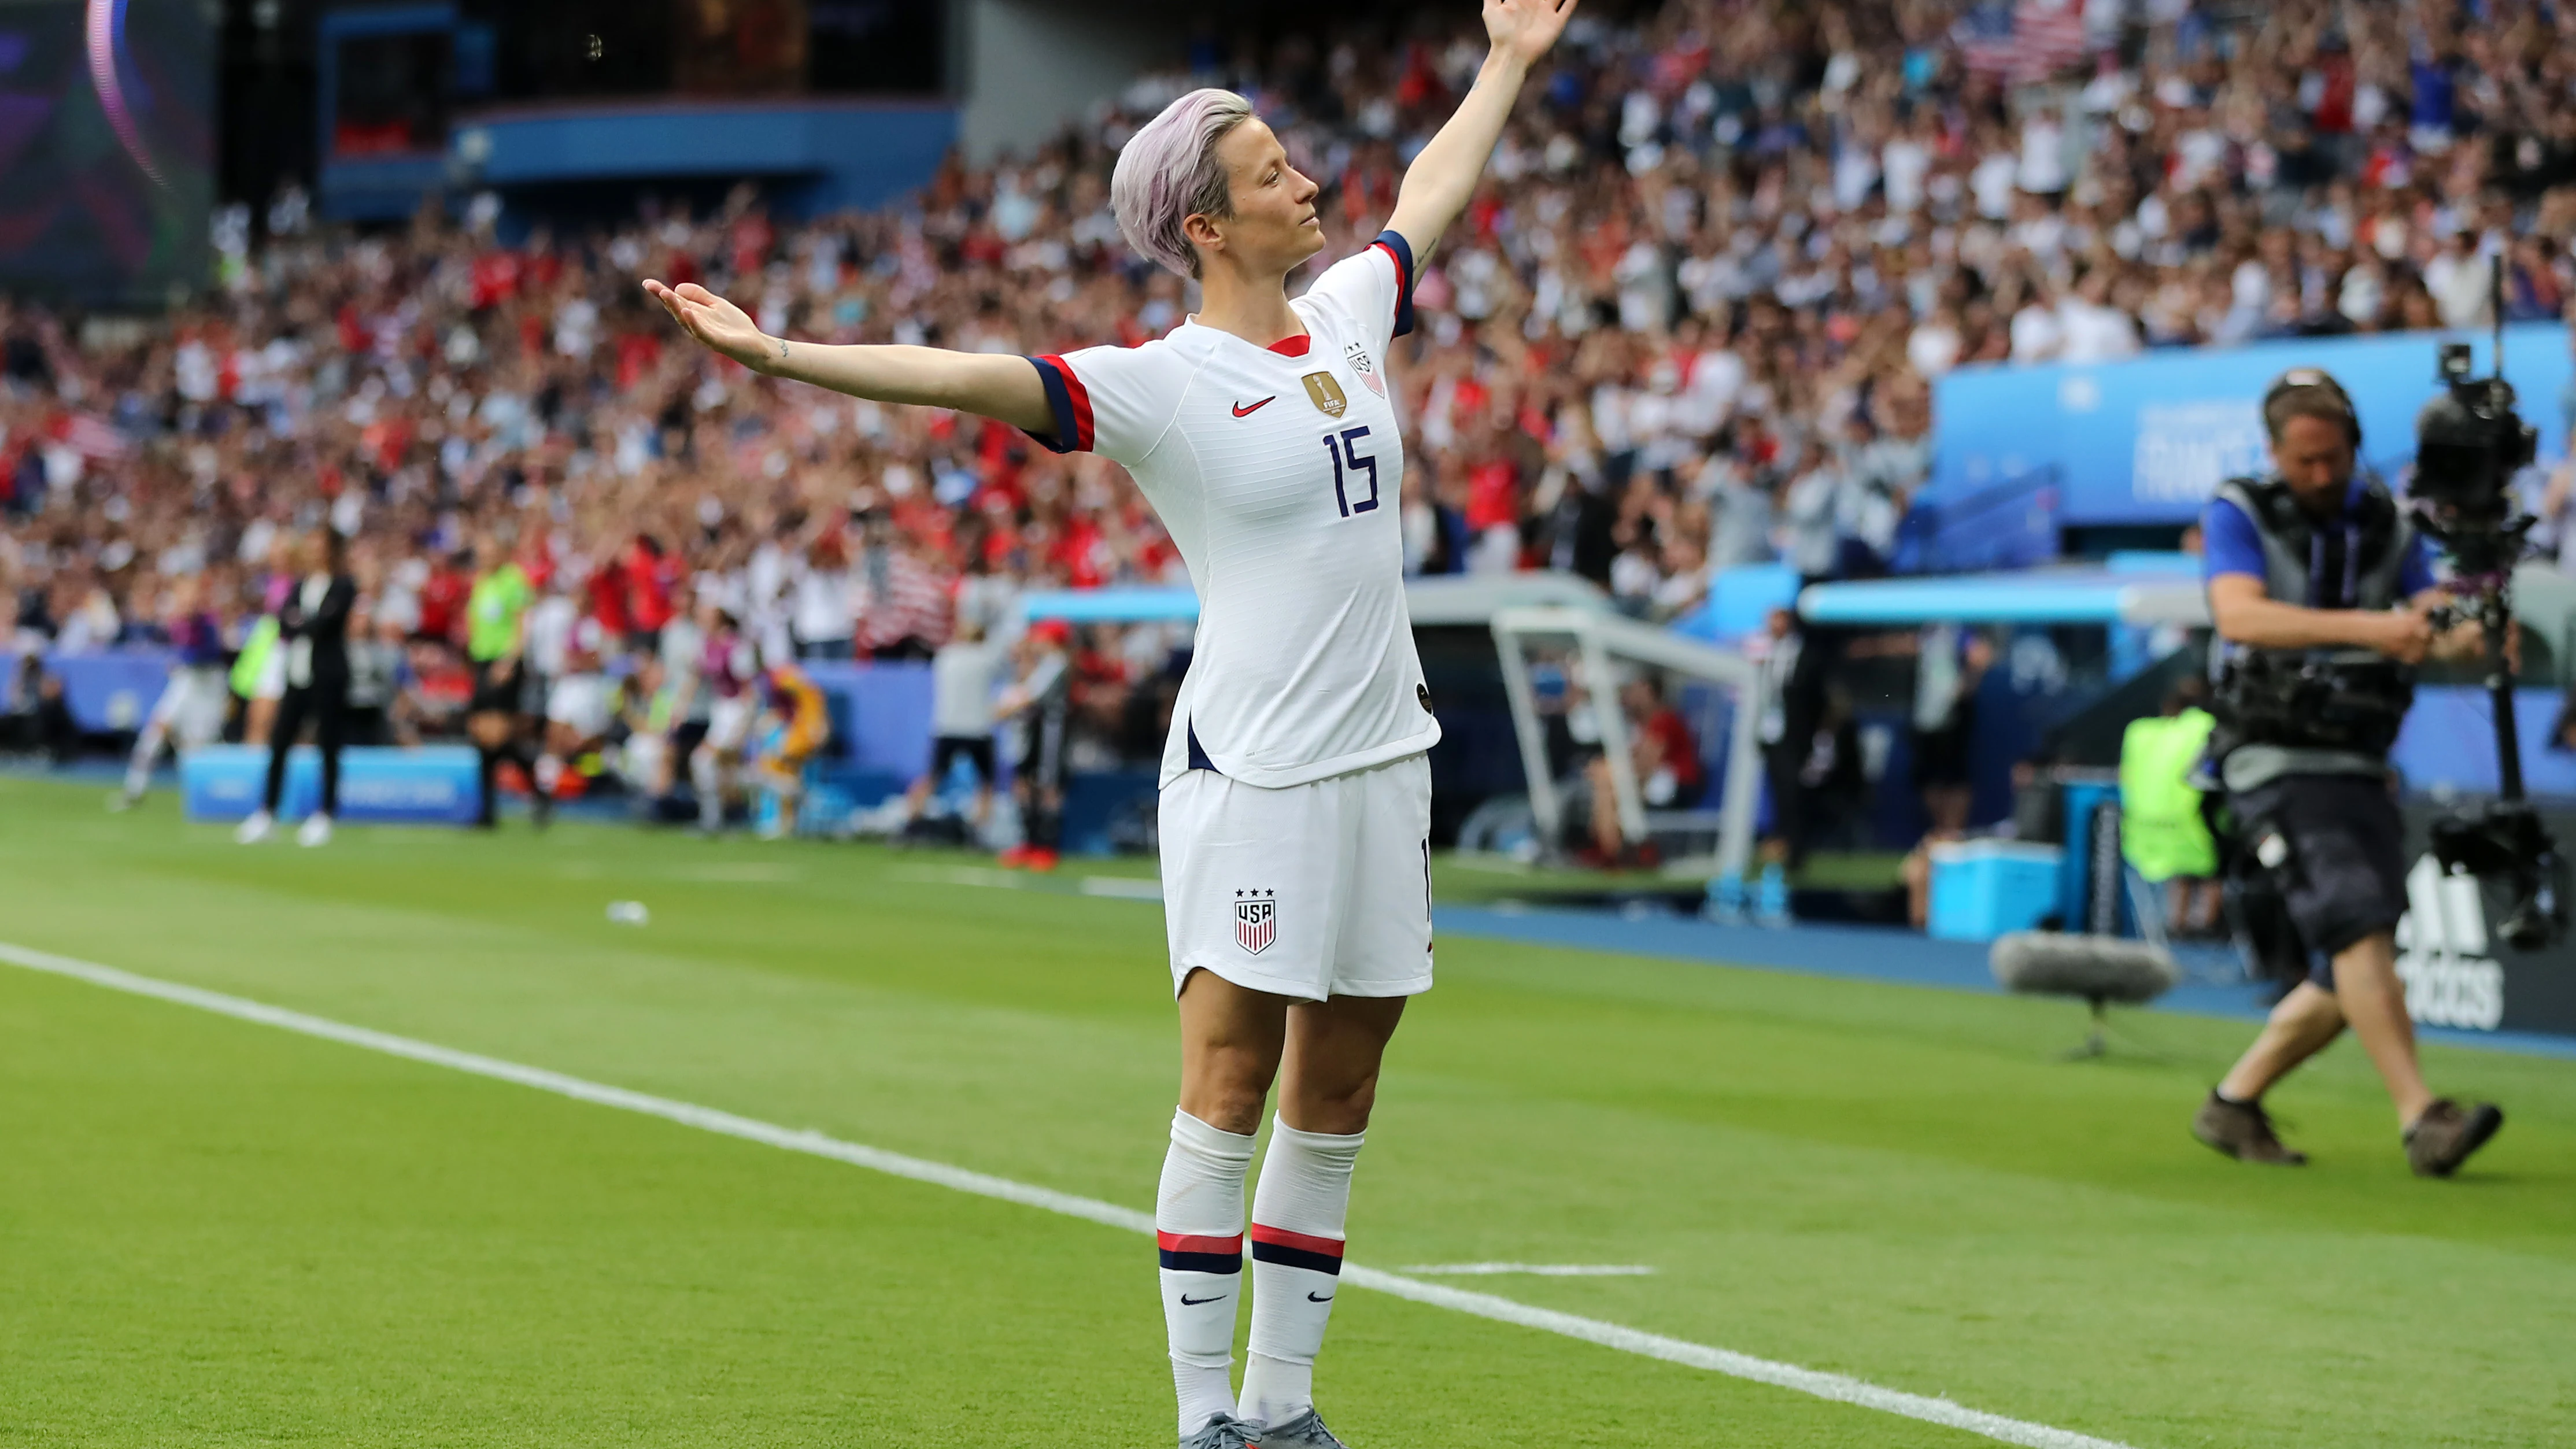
[{"x1": 1990, "y1": 930, "x2": 2182, "y2": 1056}]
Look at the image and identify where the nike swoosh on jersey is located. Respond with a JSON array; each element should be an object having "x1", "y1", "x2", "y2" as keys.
[{"x1": 1231, "y1": 397, "x2": 1276, "y2": 417}]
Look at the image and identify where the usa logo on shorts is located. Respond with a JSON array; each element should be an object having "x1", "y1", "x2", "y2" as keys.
[{"x1": 1234, "y1": 889, "x2": 1277, "y2": 955}]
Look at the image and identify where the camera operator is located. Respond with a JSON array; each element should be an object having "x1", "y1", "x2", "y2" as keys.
[{"x1": 2191, "y1": 369, "x2": 2505, "y2": 1178}]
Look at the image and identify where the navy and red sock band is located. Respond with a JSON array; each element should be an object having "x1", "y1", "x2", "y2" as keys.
[
  {"x1": 1248, "y1": 1222, "x2": 1345, "y2": 1277},
  {"x1": 1157, "y1": 1230, "x2": 1243, "y2": 1275}
]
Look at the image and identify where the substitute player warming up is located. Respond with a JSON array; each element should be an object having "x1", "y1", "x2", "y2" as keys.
[{"x1": 645, "y1": 3, "x2": 1570, "y2": 1440}]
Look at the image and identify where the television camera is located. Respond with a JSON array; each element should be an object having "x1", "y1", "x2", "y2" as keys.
[{"x1": 2408, "y1": 267, "x2": 2567, "y2": 949}]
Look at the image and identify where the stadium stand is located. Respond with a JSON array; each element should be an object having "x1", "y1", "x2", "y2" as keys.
[{"x1": 7, "y1": 0, "x2": 2575, "y2": 831}]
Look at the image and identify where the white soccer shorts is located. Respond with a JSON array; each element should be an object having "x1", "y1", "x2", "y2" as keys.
[
  {"x1": 1158, "y1": 752, "x2": 1433, "y2": 1002},
  {"x1": 704, "y1": 696, "x2": 755, "y2": 753},
  {"x1": 155, "y1": 666, "x2": 231, "y2": 748},
  {"x1": 545, "y1": 674, "x2": 612, "y2": 739},
  {"x1": 619, "y1": 733, "x2": 668, "y2": 790}
]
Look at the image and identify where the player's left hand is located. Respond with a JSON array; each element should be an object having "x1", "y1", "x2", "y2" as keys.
[{"x1": 1483, "y1": 0, "x2": 1576, "y2": 67}]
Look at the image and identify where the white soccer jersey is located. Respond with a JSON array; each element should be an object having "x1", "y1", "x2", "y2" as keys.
[{"x1": 1026, "y1": 232, "x2": 1438, "y2": 789}]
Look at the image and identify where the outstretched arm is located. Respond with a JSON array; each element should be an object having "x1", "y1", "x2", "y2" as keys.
[
  {"x1": 641, "y1": 279, "x2": 1054, "y2": 434},
  {"x1": 1385, "y1": 0, "x2": 1576, "y2": 264}
]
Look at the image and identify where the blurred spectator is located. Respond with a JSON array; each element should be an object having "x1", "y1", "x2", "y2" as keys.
[
  {"x1": 1911, "y1": 623, "x2": 1995, "y2": 837},
  {"x1": 9, "y1": 0, "x2": 2576, "y2": 827},
  {"x1": 613, "y1": 654, "x2": 681, "y2": 802},
  {"x1": 2120, "y1": 678, "x2": 2222, "y2": 939},
  {"x1": 343, "y1": 603, "x2": 409, "y2": 746},
  {"x1": 1579, "y1": 672, "x2": 1705, "y2": 865},
  {"x1": 904, "y1": 615, "x2": 1004, "y2": 839},
  {"x1": 996, "y1": 619, "x2": 1073, "y2": 870},
  {"x1": 2, "y1": 652, "x2": 76, "y2": 762},
  {"x1": 237, "y1": 530, "x2": 356, "y2": 847}
]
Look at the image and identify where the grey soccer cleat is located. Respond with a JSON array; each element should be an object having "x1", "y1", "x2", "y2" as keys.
[
  {"x1": 1244, "y1": 1408, "x2": 1350, "y2": 1448},
  {"x1": 1182, "y1": 1414, "x2": 1253, "y2": 1449}
]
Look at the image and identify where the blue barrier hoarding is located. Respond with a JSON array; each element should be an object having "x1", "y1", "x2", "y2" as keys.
[
  {"x1": 2, "y1": 649, "x2": 177, "y2": 732},
  {"x1": 1932, "y1": 326, "x2": 2574, "y2": 527},
  {"x1": 801, "y1": 661, "x2": 936, "y2": 775},
  {"x1": 182, "y1": 746, "x2": 482, "y2": 825},
  {"x1": 2394, "y1": 686, "x2": 2576, "y2": 800}
]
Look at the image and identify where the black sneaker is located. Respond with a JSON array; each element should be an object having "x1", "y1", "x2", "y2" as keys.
[
  {"x1": 2404, "y1": 1099, "x2": 2504, "y2": 1178},
  {"x1": 2192, "y1": 1091, "x2": 2308, "y2": 1165}
]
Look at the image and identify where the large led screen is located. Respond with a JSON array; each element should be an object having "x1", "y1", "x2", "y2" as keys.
[{"x1": 0, "y1": 0, "x2": 213, "y2": 305}]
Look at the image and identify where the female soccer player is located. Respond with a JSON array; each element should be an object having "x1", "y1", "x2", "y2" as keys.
[{"x1": 646, "y1": 4, "x2": 1572, "y2": 1441}]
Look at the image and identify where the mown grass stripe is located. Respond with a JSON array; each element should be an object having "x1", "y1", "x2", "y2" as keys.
[{"x1": 0, "y1": 938, "x2": 2142, "y2": 1449}]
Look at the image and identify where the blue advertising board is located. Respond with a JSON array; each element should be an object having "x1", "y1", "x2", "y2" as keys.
[
  {"x1": 1, "y1": 648, "x2": 177, "y2": 731},
  {"x1": 1932, "y1": 325, "x2": 2574, "y2": 527},
  {"x1": 182, "y1": 746, "x2": 482, "y2": 825},
  {"x1": 801, "y1": 661, "x2": 936, "y2": 776},
  {"x1": 2393, "y1": 686, "x2": 2576, "y2": 800}
]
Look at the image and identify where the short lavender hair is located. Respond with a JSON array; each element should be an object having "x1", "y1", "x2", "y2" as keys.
[{"x1": 1113, "y1": 87, "x2": 1256, "y2": 280}]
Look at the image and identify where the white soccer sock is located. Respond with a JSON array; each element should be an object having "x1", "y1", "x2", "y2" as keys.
[
  {"x1": 1240, "y1": 1117, "x2": 1363, "y2": 1428},
  {"x1": 690, "y1": 751, "x2": 722, "y2": 827},
  {"x1": 535, "y1": 753, "x2": 563, "y2": 795},
  {"x1": 1158, "y1": 1108, "x2": 1255, "y2": 1437},
  {"x1": 124, "y1": 724, "x2": 164, "y2": 797}
]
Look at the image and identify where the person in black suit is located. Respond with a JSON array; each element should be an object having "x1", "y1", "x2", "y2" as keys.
[{"x1": 238, "y1": 530, "x2": 357, "y2": 847}]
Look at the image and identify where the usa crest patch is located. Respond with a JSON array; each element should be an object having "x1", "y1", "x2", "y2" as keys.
[
  {"x1": 1234, "y1": 889, "x2": 1277, "y2": 955},
  {"x1": 1344, "y1": 342, "x2": 1384, "y2": 398}
]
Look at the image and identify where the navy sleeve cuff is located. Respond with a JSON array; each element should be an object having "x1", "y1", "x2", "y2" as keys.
[
  {"x1": 1022, "y1": 355, "x2": 1086, "y2": 454},
  {"x1": 1372, "y1": 230, "x2": 1416, "y2": 339}
]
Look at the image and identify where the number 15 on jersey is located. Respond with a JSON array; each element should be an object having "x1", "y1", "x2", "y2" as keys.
[{"x1": 1324, "y1": 426, "x2": 1377, "y2": 518}]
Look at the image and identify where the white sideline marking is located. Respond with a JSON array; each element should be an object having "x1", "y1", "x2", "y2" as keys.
[
  {"x1": 1401, "y1": 1262, "x2": 1659, "y2": 1277},
  {"x1": 891, "y1": 870, "x2": 1164, "y2": 900},
  {"x1": 1076, "y1": 875, "x2": 1164, "y2": 901},
  {"x1": 895, "y1": 864, "x2": 1167, "y2": 903},
  {"x1": 897, "y1": 864, "x2": 1033, "y2": 890},
  {"x1": 0, "y1": 939, "x2": 2141, "y2": 1449}
]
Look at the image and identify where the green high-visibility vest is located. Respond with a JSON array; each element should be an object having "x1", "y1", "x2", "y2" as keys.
[
  {"x1": 2120, "y1": 708, "x2": 2217, "y2": 882},
  {"x1": 231, "y1": 617, "x2": 278, "y2": 699}
]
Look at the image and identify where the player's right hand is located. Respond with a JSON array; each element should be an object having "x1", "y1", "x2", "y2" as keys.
[
  {"x1": 1483, "y1": 0, "x2": 1577, "y2": 66},
  {"x1": 642, "y1": 279, "x2": 775, "y2": 372},
  {"x1": 2371, "y1": 608, "x2": 2434, "y2": 664}
]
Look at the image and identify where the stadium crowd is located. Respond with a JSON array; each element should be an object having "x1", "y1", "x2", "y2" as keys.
[{"x1": 8, "y1": 0, "x2": 2576, "y2": 793}]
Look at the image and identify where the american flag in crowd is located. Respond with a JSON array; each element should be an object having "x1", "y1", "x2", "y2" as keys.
[
  {"x1": 855, "y1": 544, "x2": 954, "y2": 653},
  {"x1": 1954, "y1": 0, "x2": 2091, "y2": 86},
  {"x1": 51, "y1": 412, "x2": 132, "y2": 461}
]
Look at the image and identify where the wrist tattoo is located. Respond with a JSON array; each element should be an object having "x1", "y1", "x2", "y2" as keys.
[{"x1": 775, "y1": 337, "x2": 789, "y2": 361}]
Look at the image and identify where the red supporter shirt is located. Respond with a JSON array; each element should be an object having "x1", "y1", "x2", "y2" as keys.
[
  {"x1": 1640, "y1": 707, "x2": 1704, "y2": 794},
  {"x1": 623, "y1": 543, "x2": 677, "y2": 633},
  {"x1": 586, "y1": 557, "x2": 632, "y2": 637},
  {"x1": 1465, "y1": 459, "x2": 1520, "y2": 533},
  {"x1": 417, "y1": 566, "x2": 468, "y2": 644}
]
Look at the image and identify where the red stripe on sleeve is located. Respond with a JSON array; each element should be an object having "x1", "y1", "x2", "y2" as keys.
[
  {"x1": 1041, "y1": 353, "x2": 1095, "y2": 452},
  {"x1": 1370, "y1": 241, "x2": 1406, "y2": 329},
  {"x1": 1157, "y1": 1232, "x2": 1245, "y2": 1255},
  {"x1": 1248, "y1": 1222, "x2": 1346, "y2": 1258}
]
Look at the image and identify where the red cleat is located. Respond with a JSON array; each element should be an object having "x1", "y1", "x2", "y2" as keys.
[
  {"x1": 1023, "y1": 848, "x2": 1060, "y2": 872},
  {"x1": 996, "y1": 845, "x2": 1031, "y2": 869}
]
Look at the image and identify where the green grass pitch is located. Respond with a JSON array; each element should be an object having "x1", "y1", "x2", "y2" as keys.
[{"x1": 2, "y1": 774, "x2": 2571, "y2": 1447}]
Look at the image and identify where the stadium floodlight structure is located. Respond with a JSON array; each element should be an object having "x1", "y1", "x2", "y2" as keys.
[{"x1": 1488, "y1": 605, "x2": 1768, "y2": 882}]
